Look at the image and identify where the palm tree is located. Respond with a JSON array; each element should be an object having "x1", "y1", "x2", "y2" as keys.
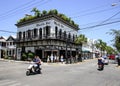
[
  {"x1": 95, "y1": 39, "x2": 107, "y2": 55},
  {"x1": 42, "y1": 10, "x2": 47, "y2": 16},
  {"x1": 75, "y1": 34, "x2": 87, "y2": 44},
  {"x1": 106, "y1": 46, "x2": 115, "y2": 54},
  {"x1": 75, "y1": 34, "x2": 88, "y2": 62},
  {"x1": 31, "y1": 7, "x2": 41, "y2": 17},
  {"x1": 108, "y1": 29, "x2": 120, "y2": 52}
]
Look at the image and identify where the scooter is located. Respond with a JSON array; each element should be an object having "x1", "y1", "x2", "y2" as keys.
[
  {"x1": 26, "y1": 62, "x2": 42, "y2": 76},
  {"x1": 98, "y1": 63, "x2": 104, "y2": 71}
]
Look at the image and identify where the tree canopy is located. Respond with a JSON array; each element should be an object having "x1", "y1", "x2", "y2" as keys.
[
  {"x1": 17, "y1": 8, "x2": 79, "y2": 28},
  {"x1": 75, "y1": 34, "x2": 87, "y2": 44},
  {"x1": 108, "y1": 29, "x2": 120, "y2": 52}
]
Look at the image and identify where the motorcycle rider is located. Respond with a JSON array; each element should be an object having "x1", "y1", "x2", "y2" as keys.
[
  {"x1": 33, "y1": 55, "x2": 41, "y2": 70},
  {"x1": 98, "y1": 55, "x2": 105, "y2": 70}
]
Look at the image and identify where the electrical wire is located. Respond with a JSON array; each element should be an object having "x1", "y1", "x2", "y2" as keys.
[
  {"x1": 0, "y1": 0, "x2": 35, "y2": 16},
  {"x1": 70, "y1": 6, "x2": 120, "y2": 18},
  {"x1": 0, "y1": 0, "x2": 119, "y2": 33},
  {"x1": 0, "y1": 30, "x2": 16, "y2": 33},
  {"x1": 0, "y1": 0, "x2": 50, "y2": 21},
  {"x1": 80, "y1": 20, "x2": 120, "y2": 30}
]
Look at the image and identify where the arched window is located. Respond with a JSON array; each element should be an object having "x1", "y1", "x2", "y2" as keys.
[
  {"x1": 18, "y1": 32, "x2": 22, "y2": 40},
  {"x1": 33, "y1": 28, "x2": 38, "y2": 38},
  {"x1": 73, "y1": 35, "x2": 75, "y2": 42},
  {"x1": 46, "y1": 26, "x2": 50, "y2": 37},
  {"x1": 59, "y1": 29, "x2": 62, "y2": 39},
  {"x1": 55, "y1": 26, "x2": 58, "y2": 38},
  {"x1": 68, "y1": 33, "x2": 71, "y2": 39},
  {"x1": 43, "y1": 26, "x2": 51, "y2": 38},
  {"x1": 28, "y1": 30, "x2": 31, "y2": 39},
  {"x1": 23, "y1": 31, "x2": 25, "y2": 39},
  {"x1": 39, "y1": 28, "x2": 42, "y2": 39},
  {"x1": 64, "y1": 31, "x2": 66, "y2": 39}
]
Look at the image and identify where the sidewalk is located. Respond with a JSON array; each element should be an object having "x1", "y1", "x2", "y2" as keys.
[
  {"x1": 0, "y1": 58, "x2": 29, "y2": 64},
  {"x1": 0, "y1": 58, "x2": 96, "y2": 66}
]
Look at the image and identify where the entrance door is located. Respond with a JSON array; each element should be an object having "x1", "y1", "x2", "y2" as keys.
[
  {"x1": 1, "y1": 50, "x2": 5, "y2": 58},
  {"x1": 35, "y1": 49, "x2": 42, "y2": 59}
]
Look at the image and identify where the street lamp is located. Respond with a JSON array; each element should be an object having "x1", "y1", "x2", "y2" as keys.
[
  {"x1": 111, "y1": 2, "x2": 120, "y2": 7},
  {"x1": 111, "y1": 3, "x2": 117, "y2": 6}
]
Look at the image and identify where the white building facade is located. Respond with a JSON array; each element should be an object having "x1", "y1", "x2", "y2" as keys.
[{"x1": 16, "y1": 14, "x2": 80, "y2": 61}]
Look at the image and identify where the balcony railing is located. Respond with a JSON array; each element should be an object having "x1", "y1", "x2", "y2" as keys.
[{"x1": 17, "y1": 34, "x2": 75, "y2": 43}]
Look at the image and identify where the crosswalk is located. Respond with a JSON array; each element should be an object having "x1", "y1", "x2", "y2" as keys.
[{"x1": 0, "y1": 79, "x2": 30, "y2": 86}]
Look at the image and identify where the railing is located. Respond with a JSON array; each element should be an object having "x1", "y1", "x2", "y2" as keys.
[{"x1": 17, "y1": 34, "x2": 75, "y2": 43}]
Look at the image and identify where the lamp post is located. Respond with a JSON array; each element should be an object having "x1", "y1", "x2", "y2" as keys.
[
  {"x1": 65, "y1": 38, "x2": 68, "y2": 64},
  {"x1": 78, "y1": 43, "x2": 82, "y2": 62}
]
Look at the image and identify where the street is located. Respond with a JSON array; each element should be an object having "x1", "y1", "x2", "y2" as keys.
[{"x1": 0, "y1": 59, "x2": 120, "y2": 86}]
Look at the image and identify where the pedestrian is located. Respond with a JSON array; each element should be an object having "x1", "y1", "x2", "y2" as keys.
[
  {"x1": 47, "y1": 55, "x2": 50, "y2": 63},
  {"x1": 50, "y1": 54, "x2": 53, "y2": 63},
  {"x1": 117, "y1": 53, "x2": 120, "y2": 66},
  {"x1": 60, "y1": 55, "x2": 64, "y2": 64}
]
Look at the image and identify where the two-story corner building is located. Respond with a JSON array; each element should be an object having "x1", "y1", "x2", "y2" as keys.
[
  {"x1": 6, "y1": 36, "x2": 16, "y2": 59},
  {"x1": 0, "y1": 36, "x2": 6, "y2": 59},
  {"x1": 15, "y1": 12, "x2": 80, "y2": 61}
]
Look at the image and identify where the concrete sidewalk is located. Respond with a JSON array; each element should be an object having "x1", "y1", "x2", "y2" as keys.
[{"x1": 0, "y1": 58, "x2": 95, "y2": 66}]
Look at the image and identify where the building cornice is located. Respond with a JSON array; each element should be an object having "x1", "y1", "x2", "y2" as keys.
[{"x1": 15, "y1": 14, "x2": 80, "y2": 30}]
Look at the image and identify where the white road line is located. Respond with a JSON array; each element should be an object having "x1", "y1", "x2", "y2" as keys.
[
  {"x1": 0, "y1": 79, "x2": 30, "y2": 86},
  {"x1": 0, "y1": 80, "x2": 17, "y2": 86},
  {"x1": 8, "y1": 82, "x2": 21, "y2": 86},
  {"x1": 0, "y1": 80, "x2": 10, "y2": 83}
]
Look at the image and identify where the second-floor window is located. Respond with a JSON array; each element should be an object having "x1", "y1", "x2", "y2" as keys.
[
  {"x1": 28, "y1": 30, "x2": 31, "y2": 39},
  {"x1": 59, "y1": 29, "x2": 62, "y2": 39},
  {"x1": 33, "y1": 28, "x2": 38, "y2": 38},
  {"x1": 39, "y1": 28, "x2": 42, "y2": 39},
  {"x1": 55, "y1": 26, "x2": 58, "y2": 38},
  {"x1": 46, "y1": 26, "x2": 50, "y2": 37},
  {"x1": 18, "y1": 32, "x2": 22, "y2": 39}
]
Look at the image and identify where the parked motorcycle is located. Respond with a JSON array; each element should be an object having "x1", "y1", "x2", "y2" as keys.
[{"x1": 26, "y1": 62, "x2": 42, "y2": 76}]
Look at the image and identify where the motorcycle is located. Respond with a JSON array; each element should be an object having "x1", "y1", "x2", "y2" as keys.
[
  {"x1": 26, "y1": 62, "x2": 42, "y2": 76},
  {"x1": 98, "y1": 63, "x2": 104, "y2": 71}
]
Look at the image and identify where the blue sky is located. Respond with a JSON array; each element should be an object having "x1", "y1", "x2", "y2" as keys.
[{"x1": 0, "y1": 0, "x2": 120, "y2": 46}]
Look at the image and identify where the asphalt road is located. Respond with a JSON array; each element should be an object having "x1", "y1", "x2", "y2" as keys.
[{"x1": 0, "y1": 59, "x2": 120, "y2": 86}]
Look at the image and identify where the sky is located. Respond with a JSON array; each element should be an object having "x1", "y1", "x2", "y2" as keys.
[{"x1": 0, "y1": 0, "x2": 120, "y2": 46}]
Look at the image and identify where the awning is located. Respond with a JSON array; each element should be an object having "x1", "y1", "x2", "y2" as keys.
[{"x1": 82, "y1": 47, "x2": 92, "y2": 53}]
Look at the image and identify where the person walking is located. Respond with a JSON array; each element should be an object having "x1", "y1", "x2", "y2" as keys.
[
  {"x1": 117, "y1": 53, "x2": 120, "y2": 66},
  {"x1": 50, "y1": 54, "x2": 53, "y2": 63},
  {"x1": 60, "y1": 55, "x2": 64, "y2": 64}
]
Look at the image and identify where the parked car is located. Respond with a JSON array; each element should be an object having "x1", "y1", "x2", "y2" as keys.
[{"x1": 108, "y1": 54, "x2": 115, "y2": 60}]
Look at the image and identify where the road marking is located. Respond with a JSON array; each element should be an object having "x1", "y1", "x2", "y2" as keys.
[
  {"x1": 8, "y1": 82, "x2": 21, "y2": 86},
  {"x1": 0, "y1": 80, "x2": 17, "y2": 86},
  {"x1": 0, "y1": 79, "x2": 30, "y2": 86}
]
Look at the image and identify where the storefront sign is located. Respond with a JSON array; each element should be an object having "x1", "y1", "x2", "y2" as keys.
[
  {"x1": 36, "y1": 21, "x2": 50, "y2": 27},
  {"x1": 54, "y1": 21, "x2": 64, "y2": 28}
]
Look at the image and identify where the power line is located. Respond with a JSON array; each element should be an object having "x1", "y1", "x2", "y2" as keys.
[
  {"x1": 0, "y1": 30, "x2": 16, "y2": 33},
  {"x1": 80, "y1": 10, "x2": 120, "y2": 30},
  {"x1": 80, "y1": 18, "x2": 120, "y2": 26},
  {"x1": 0, "y1": 0, "x2": 35, "y2": 16},
  {"x1": 80, "y1": 20, "x2": 120, "y2": 30},
  {"x1": 0, "y1": 1, "x2": 119, "y2": 33},
  {"x1": 0, "y1": 20, "x2": 119, "y2": 34},
  {"x1": 70, "y1": 6, "x2": 120, "y2": 18},
  {"x1": 99, "y1": 11, "x2": 120, "y2": 24},
  {"x1": 0, "y1": 0, "x2": 50, "y2": 21}
]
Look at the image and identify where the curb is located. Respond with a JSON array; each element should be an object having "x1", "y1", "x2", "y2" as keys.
[{"x1": 0, "y1": 58, "x2": 95, "y2": 66}]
